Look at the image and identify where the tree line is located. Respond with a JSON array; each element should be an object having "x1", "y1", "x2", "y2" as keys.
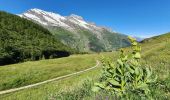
[{"x1": 0, "y1": 11, "x2": 76, "y2": 65}]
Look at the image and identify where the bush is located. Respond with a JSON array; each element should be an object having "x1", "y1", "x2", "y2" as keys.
[{"x1": 92, "y1": 36, "x2": 157, "y2": 99}]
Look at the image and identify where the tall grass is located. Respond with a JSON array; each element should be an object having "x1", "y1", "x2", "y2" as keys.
[{"x1": 0, "y1": 54, "x2": 97, "y2": 91}]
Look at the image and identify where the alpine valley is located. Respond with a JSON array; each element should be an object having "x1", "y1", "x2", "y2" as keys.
[{"x1": 19, "y1": 8, "x2": 130, "y2": 52}]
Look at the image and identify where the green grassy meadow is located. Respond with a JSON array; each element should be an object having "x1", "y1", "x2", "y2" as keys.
[
  {"x1": 0, "y1": 53, "x2": 99, "y2": 91},
  {"x1": 0, "y1": 33, "x2": 170, "y2": 100},
  {"x1": 0, "y1": 52, "x2": 117, "y2": 100}
]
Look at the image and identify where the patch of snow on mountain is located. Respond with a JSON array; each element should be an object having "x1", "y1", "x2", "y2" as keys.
[
  {"x1": 43, "y1": 15, "x2": 57, "y2": 23},
  {"x1": 30, "y1": 8, "x2": 43, "y2": 14},
  {"x1": 23, "y1": 13, "x2": 40, "y2": 21},
  {"x1": 68, "y1": 17, "x2": 89, "y2": 29},
  {"x1": 47, "y1": 12, "x2": 66, "y2": 21},
  {"x1": 18, "y1": 8, "x2": 113, "y2": 34}
]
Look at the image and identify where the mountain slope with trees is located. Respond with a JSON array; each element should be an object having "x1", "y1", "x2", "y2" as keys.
[{"x1": 0, "y1": 11, "x2": 75, "y2": 65}]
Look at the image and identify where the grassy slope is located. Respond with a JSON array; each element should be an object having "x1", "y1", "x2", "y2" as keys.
[
  {"x1": 1, "y1": 33, "x2": 170, "y2": 99},
  {"x1": 0, "y1": 52, "x2": 117, "y2": 100},
  {"x1": 47, "y1": 27, "x2": 130, "y2": 52},
  {"x1": 140, "y1": 33, "x2": 170, "y2": 80},
  {"x1": 0, "y1": 68, "x2": 101, "y2": 100},
  {"x1": 0, "y1": 54, "x2": 100, "y2": 91}
]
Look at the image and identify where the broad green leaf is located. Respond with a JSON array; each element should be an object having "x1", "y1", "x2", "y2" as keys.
[
  {"x1": 110, "y1": 63, "x2": 115, "y2": 68},
  {"x1": 128, "y1": 36, "x2": 136, "y2": 42},
  {"x1": 135, "y1": 67, "x2": 140, "y2": 75},
  {"x1": 122, "y1": 55, "x2": 128, "y2": 61},
  {"x1": 126, "y1": 65, "x2": 135, "y2": 73},
  {"x1": 92, "y1": 86, "x2": 100, "y2": 92},
  {"x1": 117, "y1": 66, "x2": 123, "y2": 75},
  {"x1": 112, "y1": 87, "x2": 121, "y2": 92},
  {"x1": 132, "y1": 42, "x2": 137, "y2": 46},
  {"x1": 109, "y1": 79, "x2": 120, "y2": 86},
  {"x1": 94, "y1": 83, "x2": 105, "y2": 89},
  {"x1": 137, "y1": 69, "x2": 143, "y2": 81},
  {"x1": 137, "y1": 83, "x2": 148, "y2": 90},
  {"x1": 134, "y1": 52, "x2": 141, "y2": 59},
  {"x1": 117, "y1": 59, "x2": 123, "y2": 66}
]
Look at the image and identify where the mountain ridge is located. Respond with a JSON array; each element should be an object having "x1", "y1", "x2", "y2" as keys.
[
  {"x1": 19, "y1": 8, "x2": 113, "y2": 33},
  {"x1": 19, "y1": 8, "x2": 130, "y2": 52}
]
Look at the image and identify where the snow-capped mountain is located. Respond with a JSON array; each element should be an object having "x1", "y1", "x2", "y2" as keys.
[
  {"x1": 19, "y1": 8, "x2": 110, "y2": 34},
  {"x1": 19, "y1": 8, "x2": 130, "y2": 52}
]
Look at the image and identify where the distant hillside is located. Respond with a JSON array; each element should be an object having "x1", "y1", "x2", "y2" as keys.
[
  {"x1": 139, "y1": 32, "x2": 170, "y2": 62},
  {"x1": 0, "y1": 11, "x2": 75, "y2": 65},
  {"x1": 19, "y1": 8, "x2": 130, "y2": 52},
  {"x1": 141, "y1": 32, "x2": 170, "y2": 44}
]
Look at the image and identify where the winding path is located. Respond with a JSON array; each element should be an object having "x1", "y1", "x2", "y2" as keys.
[{"x1": 0, "y1": 60, "x2": 100, "y2": 95}]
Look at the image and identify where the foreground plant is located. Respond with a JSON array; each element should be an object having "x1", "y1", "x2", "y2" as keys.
[{"x1": 92, "y1": 36, "x2": 157, "y2": 98}]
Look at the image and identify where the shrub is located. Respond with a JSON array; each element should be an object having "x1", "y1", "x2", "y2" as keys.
[{"x1": 92, "y1": 36, "x2": 157, "y2": 99}]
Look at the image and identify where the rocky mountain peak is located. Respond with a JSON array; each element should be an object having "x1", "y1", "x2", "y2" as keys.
[
  {"x1": 18, "y1": 8, "x2": 113, "y2": 34},
  {"x1": 69, "y1": 14, "x2": 84, "y2": 20}
]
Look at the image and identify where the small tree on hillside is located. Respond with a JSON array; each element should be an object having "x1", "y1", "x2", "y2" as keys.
[{"x1": 93, "y1": 36, "x2": 157, "y2": 98}]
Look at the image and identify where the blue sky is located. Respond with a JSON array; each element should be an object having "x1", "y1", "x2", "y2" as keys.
[{"x1": 0, "y1": 0, "x2": 170, "y2": 38}]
